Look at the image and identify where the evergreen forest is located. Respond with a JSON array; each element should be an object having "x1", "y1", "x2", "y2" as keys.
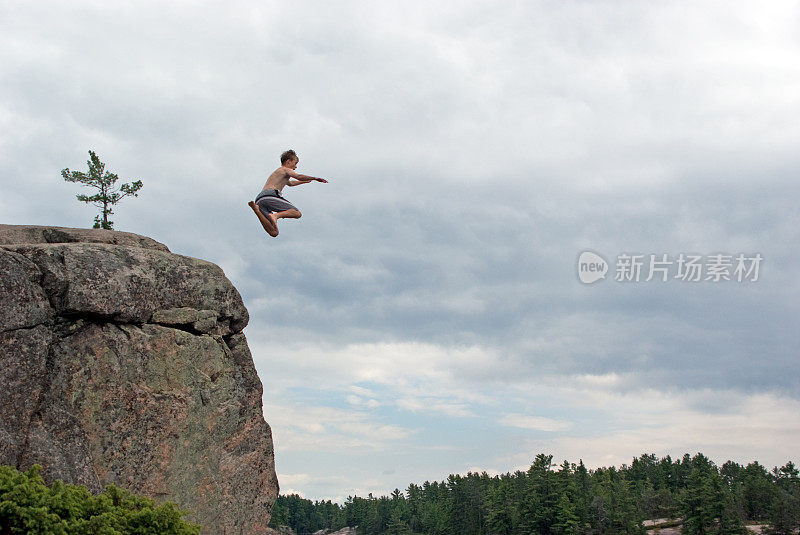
[{"x1": 269, "y1": 453, "x2": 800, "y2": 535}]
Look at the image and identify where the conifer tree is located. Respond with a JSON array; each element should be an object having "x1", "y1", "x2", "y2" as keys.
[
  {"x1": 62, "y1": 150, "x2": 143, "y2": 230},
  {"x1": 553, "y1": 492, "x2": 581, "y2": 535}
]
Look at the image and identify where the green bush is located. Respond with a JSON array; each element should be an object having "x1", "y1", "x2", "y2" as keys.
[{"x1": 0, "y1": 465, "x2": 201, "y2": 534}]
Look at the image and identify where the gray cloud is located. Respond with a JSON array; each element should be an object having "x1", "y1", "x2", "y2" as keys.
[{"x1": 2, "y1": 0, "x2": 799, "y2": 499}]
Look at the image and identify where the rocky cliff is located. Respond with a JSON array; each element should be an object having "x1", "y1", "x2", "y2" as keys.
[{"x1": 0, "y1": 224, "x2": 278, "y2": 534}]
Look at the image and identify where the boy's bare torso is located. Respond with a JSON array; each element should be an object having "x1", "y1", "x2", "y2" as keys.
[{"x1": 262, "y1": 167, "x2": 292, "y2": 192}]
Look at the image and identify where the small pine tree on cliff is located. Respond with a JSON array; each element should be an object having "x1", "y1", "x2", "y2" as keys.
[{"x1": 62, "y1": 150, "x2": 143, "y2": 230}]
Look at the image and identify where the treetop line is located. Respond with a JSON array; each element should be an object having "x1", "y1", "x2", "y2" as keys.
[{"x1": 270, "y1": 453, "x2": 800, "y2": 535}]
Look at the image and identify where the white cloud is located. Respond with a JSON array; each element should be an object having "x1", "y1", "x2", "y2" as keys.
[
  {"x1": 492, "y1": 388, "x2": 800, "y2": 473},
  {"x1": 264, "y1": 401, "x2": 416, "y2": 453},
  {"x1": 251, "y1": 339, "x2": 499, "y2": 391},
  {"x1": 396, "y1": 397, "x2": 474, "y2": 418},
  {"x1": 499, "y1": 414, "x2": 572, "y2": 432}
]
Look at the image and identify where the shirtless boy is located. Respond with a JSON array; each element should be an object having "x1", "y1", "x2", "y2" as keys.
[{"x1": 248, "y1": 150, "x2": 328, "y2": 237}]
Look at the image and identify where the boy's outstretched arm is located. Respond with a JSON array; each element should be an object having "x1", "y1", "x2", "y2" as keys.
[{"x1": 286, "y1": 169, "x2": 328, "y2": 186}]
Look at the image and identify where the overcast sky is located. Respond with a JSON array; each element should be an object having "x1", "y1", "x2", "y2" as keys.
[{"x1": 2, "y1": 0, "x2": 799, "y2": 502}]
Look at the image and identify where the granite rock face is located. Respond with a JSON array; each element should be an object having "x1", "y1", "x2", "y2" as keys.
[{"x1": 0, "y1": 224, "x2": 278, "y2": 534}]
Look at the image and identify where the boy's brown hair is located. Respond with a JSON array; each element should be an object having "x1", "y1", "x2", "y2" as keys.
[{"x1": 281, "y1": 149, "x2": 297, "y2": 165}]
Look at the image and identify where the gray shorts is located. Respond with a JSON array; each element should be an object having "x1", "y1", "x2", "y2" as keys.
[{"x1": 254, "y1": 189, "x2": 298, "y2": 214}]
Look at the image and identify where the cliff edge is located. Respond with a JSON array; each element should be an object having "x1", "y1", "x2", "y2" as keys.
[{"x1": 0, "y1": 224, "x2": 278, "y2": 534}]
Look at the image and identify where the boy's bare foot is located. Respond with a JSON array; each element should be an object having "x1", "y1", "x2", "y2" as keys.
[{"x1": 248, "y1": 201, "x2": 278, "y2": 237}]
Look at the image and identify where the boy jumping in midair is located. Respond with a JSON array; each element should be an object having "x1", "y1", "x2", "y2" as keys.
[{"x1": 248, "y1": 149, "x2": 328, "y2": 237}]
